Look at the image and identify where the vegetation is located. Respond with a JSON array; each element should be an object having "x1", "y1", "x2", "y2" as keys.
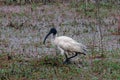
[
  {"x1": 0, "y1": 49, "x2": 120, "y2": 80},
  {"x1": 0, "y1": 0, "x2": 120, "y2": 80}
]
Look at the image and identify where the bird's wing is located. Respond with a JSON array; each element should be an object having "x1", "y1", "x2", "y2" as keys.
[{"x1": 55, "y1": 36, "x2": 87, "y2": 53}]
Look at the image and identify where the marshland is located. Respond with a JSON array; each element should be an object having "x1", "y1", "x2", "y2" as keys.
[{"x1": 0, "y1": 0, "x2": 120, "y2": 80}]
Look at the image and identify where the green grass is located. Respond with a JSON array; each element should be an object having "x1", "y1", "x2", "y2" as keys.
[
  {"x1": 69, "y1": 1, "x2": 118, "y2": 18},
  {"x1": 0, "y1": 1, "x2": 119, "y2": 80},
  {"x1": 0, "y1": 54, "x2": 82, "y2": 80},
  {"x1": 0, "y1": 50, "x2": 120, "y2": 80}
]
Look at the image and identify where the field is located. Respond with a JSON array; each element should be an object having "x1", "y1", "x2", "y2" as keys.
[{"x1": 0, "y1": 1, "x2": 120, "y2": 80}]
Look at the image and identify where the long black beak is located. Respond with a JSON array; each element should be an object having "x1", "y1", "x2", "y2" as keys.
[{"x1": 43, "y1": 32, "x2": 51, "y2": 44}]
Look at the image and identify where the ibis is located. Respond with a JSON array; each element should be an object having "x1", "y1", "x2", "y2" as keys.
[{"x1": 43, "y1": 28, "x2": 87, "y2": 64}]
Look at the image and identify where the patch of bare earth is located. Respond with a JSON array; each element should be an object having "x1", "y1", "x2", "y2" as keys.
[{"x1": 0, "y1": 4, "x2": 119, "y2": 59}]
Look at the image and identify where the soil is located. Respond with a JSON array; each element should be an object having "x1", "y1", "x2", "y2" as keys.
[{"x1": 0, "y1": 3, "x2": 119, "y2": 57}]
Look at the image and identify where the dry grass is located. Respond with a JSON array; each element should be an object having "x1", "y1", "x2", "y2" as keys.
[
  {"x1": 0, "y1": 1, "x2": 120, "y2": 80},
  {"x1": 0, "y1": 49, "x2": 120, "y2": 80}
]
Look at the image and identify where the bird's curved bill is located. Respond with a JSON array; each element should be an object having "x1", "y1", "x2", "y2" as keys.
[{"x1": 43, "y1": 32, "x2": 51, "y2": 44}]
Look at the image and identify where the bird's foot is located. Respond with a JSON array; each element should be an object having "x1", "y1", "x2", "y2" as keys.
[{"x1": 63, "y1": 59, "x2": 71, "y2": 64}]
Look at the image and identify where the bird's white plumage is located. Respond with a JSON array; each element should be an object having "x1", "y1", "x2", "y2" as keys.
[
  {"x1": 53, "y1": 36, "x2": 87, "y2": 55},
  {"x1": 43, "y1": 28, "x2": 87, "y2": 64}
]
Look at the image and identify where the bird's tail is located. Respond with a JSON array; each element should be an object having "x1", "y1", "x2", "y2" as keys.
[
  {"x1": 81, "y1": 44, "x2": 88, "y2": 55},
  {"x1": 83, "y1": 48, "x2": 87, "y2": 55}
]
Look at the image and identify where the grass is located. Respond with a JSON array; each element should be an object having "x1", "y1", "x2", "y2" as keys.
[
  {"x1": 0, "y1": 49, "x2": 120, "y2": 80},
  {"x1": 0, "y1": 1, "x2": 119, "y2": 80},
  {"x1": 69, "y1": 1, "x2": 118, "y2": 18},
  {"x1": 0, "y1": 54, "x2": 82, "y2": 80}
]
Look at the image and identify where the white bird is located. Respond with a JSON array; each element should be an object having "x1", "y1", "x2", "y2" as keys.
[{"x1": 43, "y1": 28, "x2": 87, "y2": 64}]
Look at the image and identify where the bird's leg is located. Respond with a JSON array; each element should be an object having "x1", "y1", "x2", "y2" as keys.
[
  {"x1": 63, "y1": 52, "x2": 71, "y2": 64},
  {"x1": 63, "y1": 52, "x2": 85, "y2": 64},
  {"x1": 57, "y1": 47, "x2": 70, "y2": 64},
  {"x1": 63, "y1": 52, "x2": 78, "y2": 64},
  {"x1": 64, "y1": 52, "x2": 68, "y2": 59},
  {"x1": 63, "y1": 59, "x2": 70, "y2": 64},
  {"x1": 67, "y1": 52, "x2": 78, "y2": 61}
]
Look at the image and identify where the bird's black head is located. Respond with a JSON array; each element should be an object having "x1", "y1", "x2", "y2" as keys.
[
  {"x1": 50, "y1": 27, "x2": 57, "y2": 36},
  {"x1": 43, "y1": 28, "x2": 57, "y2": 44}
]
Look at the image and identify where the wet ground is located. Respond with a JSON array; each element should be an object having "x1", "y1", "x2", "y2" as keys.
[{"x1": 0, "y1": 3, "x2": 120, "y2": 58}]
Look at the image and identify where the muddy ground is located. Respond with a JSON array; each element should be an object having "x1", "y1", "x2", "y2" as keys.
[{"x1": 0, "y1": 3, "x2": 120, "y2": 58}]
